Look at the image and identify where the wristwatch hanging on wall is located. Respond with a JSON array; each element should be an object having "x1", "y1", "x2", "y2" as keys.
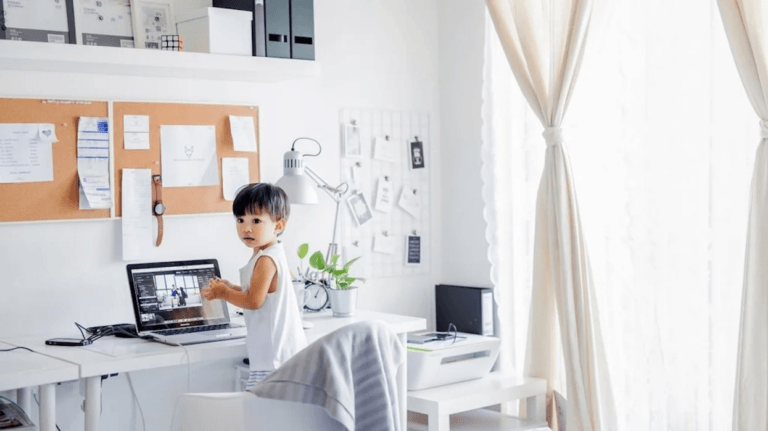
[{"x1": 152, "y1": 175, "x2": 165, "y2": 246}]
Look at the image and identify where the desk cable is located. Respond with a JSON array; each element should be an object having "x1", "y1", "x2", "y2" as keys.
[{"x1": 0, "y1": 346, "x2": 35, "y2": 353}]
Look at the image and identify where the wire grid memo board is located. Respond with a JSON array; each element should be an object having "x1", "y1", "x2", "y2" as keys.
[{"x1": 339, "y1": 108, "x2": 431, "y2": 278}]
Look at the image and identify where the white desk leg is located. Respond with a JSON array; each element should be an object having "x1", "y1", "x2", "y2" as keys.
[
  {"x1": 427, "y1": 412, "x2": 450, "y2": 431},
  {"x1": 85, "y1": 377, "x2": 101, "y2": 431},
  {"x1": 397, "y1": 333, "x2": 407, "y2": 431},
  {"x1": 527, "y1": 393, "x2": 546, "y2": 423},
  {"x1": 38, "y1": 384, "x2": 56, "y2": 431},
  {"x1": 15, "y1": 388, "x2": 31, "y2": 416}
]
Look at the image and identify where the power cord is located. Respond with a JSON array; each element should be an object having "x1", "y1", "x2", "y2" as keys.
[
  {"x1": 0, "y1": 346, "x2": 34, "y2": 353},
  {"x1": 125, "y1": 373, "x2": 146, "y2": 431}
]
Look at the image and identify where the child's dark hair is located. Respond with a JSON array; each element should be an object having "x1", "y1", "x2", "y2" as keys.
[{"x1": 233, "y1": 183, "x2": 290, "y2": 227}]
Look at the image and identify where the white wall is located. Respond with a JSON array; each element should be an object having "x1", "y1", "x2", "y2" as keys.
[
  {"x1": 0, "y1": 1, "x2": 441, "y2": 429},
  {"x1": 437, "y1": 1, "x2": 491, "y2": 288}
]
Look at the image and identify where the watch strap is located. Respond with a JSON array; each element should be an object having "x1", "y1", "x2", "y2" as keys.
[{"x1": 153, "y1": 175, "x2": 164, "y2": 247}]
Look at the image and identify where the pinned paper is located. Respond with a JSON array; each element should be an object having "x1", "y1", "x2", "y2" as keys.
[
  {"x1": 222, "y1": 157, "x2": 250, "y2": 201},
  {"x1": 124, "y1": 115, "x2": 150, "y2": 150},
  {"x1": 374, "y1": 177, "x2": 393, "y2": 213},
  {"x1": 346, "y1": 190, "x2": 374, "y2": 226},
  {"x1": 122, "y1": 169, "x2": 153, "y2": 260},
  {"x1": 160, "y1": 125, "x2": 219, "y2": 187},
  {"x1": 229, "y1": 115, "x2": 258, "y2": 152},
  {"x1": 398, "y1": 186, "x2": 421, "y2": 218},
  {"x1": 124, "y1": 115, "x2": 150, "y2": 133},
  {"x1": 38, "y1": 124, "x2": 58, "y2": 142},
  {"x1": 373, "y1": 136, "x2": 394, "y2": 162},
  {"x1": 373, "y1": 233, "x2": 395, "y2": 255},
  {"x1": 0, "y1": 124, "x2": 55, "y2": 183},
  {"x1": 77, "y1": 117, "x2": 112, "y2": 209}
]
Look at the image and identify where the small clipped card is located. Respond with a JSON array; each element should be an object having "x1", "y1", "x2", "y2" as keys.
[
  {"x1": 398, "y1": 185, "x2": 421, "y2": 219},
  {"x1": 374, "y1": 176, "x2": 394, "y2": 213},
  {"x1": 374, "y1": 232, "x2": 395, "y2": 254}
]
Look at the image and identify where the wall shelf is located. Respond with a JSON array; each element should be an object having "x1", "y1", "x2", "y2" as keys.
[{"x1": 0, "y1": 40, "x2": 321, "y2": 82}]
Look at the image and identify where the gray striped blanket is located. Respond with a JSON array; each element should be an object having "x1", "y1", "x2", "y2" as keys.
[{"x1": 250, "y1": 320, "x2": 404, "y2": 431}]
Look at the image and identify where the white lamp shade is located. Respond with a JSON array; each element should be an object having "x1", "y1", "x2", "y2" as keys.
[{"x1": 276, "y1": 174, "x2": 318, "y2": 205}]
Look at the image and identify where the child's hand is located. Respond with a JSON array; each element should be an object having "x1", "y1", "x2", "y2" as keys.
[
  {"x1": 202, "y1": 279, "x2": 229, "y2": 301},
  {"x1": 212, "y1": 276, "x2": 242, "y2": 291}
]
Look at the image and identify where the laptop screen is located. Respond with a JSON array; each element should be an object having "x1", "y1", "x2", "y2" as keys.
[{"x1": 126, "y1": 259, "x2": 230, "y2": 332}]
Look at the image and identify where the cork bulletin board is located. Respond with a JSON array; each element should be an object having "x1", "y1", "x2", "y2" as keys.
[
  {"x1": 0, "y1": 98, "x2": 110, "y2": 222},
  {"x1": 0, "y1": 98, "x2": 260, "y2": 223}
]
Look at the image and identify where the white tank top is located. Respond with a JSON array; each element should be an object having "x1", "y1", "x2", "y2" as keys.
[{"x1": 239, "y1": 242, "x2": 307, "y2": 372}]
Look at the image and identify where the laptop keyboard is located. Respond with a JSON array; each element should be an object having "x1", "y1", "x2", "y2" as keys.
[{"x1": 154, "y1": 324, "x2": 231, "y2": 336}]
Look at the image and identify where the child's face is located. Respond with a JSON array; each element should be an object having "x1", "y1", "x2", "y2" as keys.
[{"x1": 236, "y1": 210, "x2": 285, "y2": 251}]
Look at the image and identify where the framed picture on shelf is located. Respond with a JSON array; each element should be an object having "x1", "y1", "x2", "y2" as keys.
[
  {"x1": 343, "y1": 122, "x2": 362, "y2": 158},
  {"x1": 131, "y1": 0, "x2": 174, "y2": 49},
  {"x1": 346, "y1": 190, "x2": 373, "y2": 226},
  {"x1": 0, "y1": 0, "x2": 76, "y2": 43},
  {"x1": 78, "y1": 0, "x2": 134, "y2": 47}
]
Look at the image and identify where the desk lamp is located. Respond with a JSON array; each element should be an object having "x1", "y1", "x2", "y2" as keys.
[{"x1": 275, "y1": 137, "x2": 349, "y2": 280}]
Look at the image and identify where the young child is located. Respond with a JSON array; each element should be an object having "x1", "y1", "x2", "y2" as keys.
[{"x1": 201, "y1": 183, "x2": 307, "y2": 389}]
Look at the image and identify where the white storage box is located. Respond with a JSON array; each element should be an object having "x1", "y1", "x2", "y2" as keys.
[
  {"x1": 407, "y1": 332, "x2": 500, "y2": 391},
  {"x1": 176, "y1": 8, "x2": 252, "y2": 56}
]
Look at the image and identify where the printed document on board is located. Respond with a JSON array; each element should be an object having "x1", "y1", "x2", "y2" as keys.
[
  {"x1": 160, "y1": 125, "x2": 219, "y2": 187},
  {"x1": 229, "y1": 116, "x2": 258, "y2": 152},
  {"x1": 77, "y1": 117, "x2": 112, "y2": 209},
  {"x1": 122, "y1": 169, "x2": 153, "y2": 261},
  {"x1": 0, "y1": 123, "x2": 57, "y2": 184}
]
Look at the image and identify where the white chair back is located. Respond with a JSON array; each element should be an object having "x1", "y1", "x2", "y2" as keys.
[{"x1": 173, "y1": 392, "x2": 345, "y2": 431}]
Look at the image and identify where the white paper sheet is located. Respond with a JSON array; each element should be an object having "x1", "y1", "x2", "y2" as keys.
[
  {"x1": 77, "y1": 117, "x2": 112, "y2": 209},
  {"x1": 373, "y1": 233, "x2": 395, "y2": 254},
  {"x1": 222, "y1": 157, "x2": 250, "y2": 201},
  {"x1": 124, "y1": 132, "x2": 150, "y2": 150},
  {"x1": 123, "y1": 115, "x2": 150, "y2": 150},
  {"x1": 373, "y1": 136, "x2": 395, "y2": 162},
  {"x1": 229, "y1": 116, "x2": 258, "y2": 152},
  {"x1": 160, "y1": 125, "x2": 219, "y2": 187},
  {"x1": 0, "y1": 123, "x2": 57, "y2": 183},
  {"x1": 124, "y1": 115, "x2": 149, "y2": 133},
  {"x1": 121, "y1": 169, "x2": 153, "y2": 260},
  {"x1": 374, "y1": 177, "x2": 393, "y2": 213},
  {"x1": 398, "y1": 185, "x2": 421, "y2": 219}
]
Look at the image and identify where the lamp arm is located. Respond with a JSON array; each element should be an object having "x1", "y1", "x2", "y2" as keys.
[
  {"x1": 303, "y1": 166, "x2": 348, "y2": 268},
  {"x1": 304, "y1": 166, "x2": 347, "y2": 203}
]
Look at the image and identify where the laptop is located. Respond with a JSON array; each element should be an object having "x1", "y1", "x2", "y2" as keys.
[{"x1": 126, "y1": 259, "x2": 247, "y2": 345}]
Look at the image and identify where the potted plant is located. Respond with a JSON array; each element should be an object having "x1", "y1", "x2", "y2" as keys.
[{"x1": 297, "y1": 243, "x2": 364, "y2": 317}]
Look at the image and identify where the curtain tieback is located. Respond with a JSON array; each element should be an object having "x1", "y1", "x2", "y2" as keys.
[
  {"x1": 543, "y1": 126, "x2": 564, "y2": 147},
  {"x1": 760, "y1": 121, "x2": 768, "y2": 139}
]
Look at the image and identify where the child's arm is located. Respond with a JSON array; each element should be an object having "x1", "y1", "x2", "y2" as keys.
[{"x1": 202, "y1": 257, "x2": 276, "y2": 310}]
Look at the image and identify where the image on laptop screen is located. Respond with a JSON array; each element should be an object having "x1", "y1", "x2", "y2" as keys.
[{"x1": 127, "y1": 260, "x2": 229, "y2": 331}]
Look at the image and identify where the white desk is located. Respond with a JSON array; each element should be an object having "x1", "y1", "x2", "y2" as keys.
[
  {"x1": 5, "y1": 310, "x2": 426, "y2": 431},
  {"x1": 0, "y1": 342, "x2": 79, "y2": 431}
]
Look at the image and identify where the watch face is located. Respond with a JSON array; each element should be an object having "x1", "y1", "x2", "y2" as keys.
[
  {"x1": 154, "y1": 202, "x2": 166, "y2": 215},
  {"x1": 304, "y1": 282, "x2": 328, "y2": 311}
]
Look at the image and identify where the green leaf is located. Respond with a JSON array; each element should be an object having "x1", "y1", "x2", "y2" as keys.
[
  {"x1": 331, "y1": 254, "x2": 339, "y2": 265},
  {"x1": 342, "y1": 256, "x2": 361, "y2": 271},
  {"x1": 346, "y1": 277, "x2": 356, "y2": 285},
  {"x1": 309, "y1": 251, "x2": 326, "y2": 270},
  {"x1": 332, "y1": 268, "x2": 347, "y2": 277},
  {"x1": 297, "y1": 243, "x2": 309, "y2": 259}
]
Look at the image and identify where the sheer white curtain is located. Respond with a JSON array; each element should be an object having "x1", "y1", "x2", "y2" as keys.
[
  {"x1": 717, "y1": 2, "x2": 768, "y2": 430},
  {"x1": 484, "y1": 1, "x2": 616, "y2": 430},
  {"x1": 483, "y1": 0, "x2": 755, "y2": 430}
]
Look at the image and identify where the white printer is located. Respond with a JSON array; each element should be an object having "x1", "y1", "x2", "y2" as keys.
[{"x1": 406, "y1": 331, "x2": 500, "y2": 391}]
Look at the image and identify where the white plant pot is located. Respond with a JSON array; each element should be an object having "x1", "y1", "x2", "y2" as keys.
[{"x1": 328, "y1": 287, "x2": 358, "y2": 317}]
